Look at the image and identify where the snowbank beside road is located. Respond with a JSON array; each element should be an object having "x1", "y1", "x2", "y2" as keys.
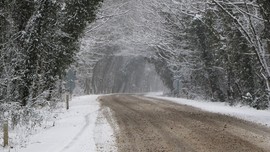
[
  {"x1": 1, "y1": 95, "x2": 116, "y2": 152},
  {"x1": 147, "y1": 95, "x2": 270, "y2": 127}
]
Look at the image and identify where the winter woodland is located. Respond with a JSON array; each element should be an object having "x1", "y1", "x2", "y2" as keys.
[{"x1": 0, "y1": 0, "x2": 270, "y2": 146}]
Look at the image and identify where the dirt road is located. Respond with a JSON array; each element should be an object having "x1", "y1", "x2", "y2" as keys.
[{"x1": 99, "y1": 95, "x2": 270, "y2": 152}]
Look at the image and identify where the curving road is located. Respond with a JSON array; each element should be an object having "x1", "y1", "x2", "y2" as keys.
[{"x1": 99, "y1": 94, "x2": 270, "y2": 152}]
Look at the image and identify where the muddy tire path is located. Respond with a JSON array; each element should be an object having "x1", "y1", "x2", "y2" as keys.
[{"x1": 99, "y1": 95, "x2": 270, "y2": 152}]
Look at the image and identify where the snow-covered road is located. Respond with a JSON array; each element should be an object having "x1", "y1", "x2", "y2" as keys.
[
  {"x1": 2, "y1": 93, "x2": 270, "y2": 152},
  {"x1": 3, "y1": 95, "x2": 116, "y2": 152},
  {"x1": 100, "y1": 94, "x2": 270, "y2": 152}
]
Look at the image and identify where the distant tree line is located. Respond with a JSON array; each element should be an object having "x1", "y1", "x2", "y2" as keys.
[{"x1": 91, "y1": 56, "x2": 166, "y2": 94}]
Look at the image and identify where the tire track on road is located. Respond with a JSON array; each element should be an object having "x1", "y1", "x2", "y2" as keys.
[{"x1": 100, "y1": 94, "x2": 270, "y2": 152}]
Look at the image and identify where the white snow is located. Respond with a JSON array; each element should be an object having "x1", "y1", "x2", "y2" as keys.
[
  {"x1": 94, "y1": 107, "x2": 118, "y2": 152},
  {"x1": 1, "y1": 95, "x2": 116, "y2": 152},
  {"x1": 146, "y1": 94, "x2": 270, "y2": 127}
]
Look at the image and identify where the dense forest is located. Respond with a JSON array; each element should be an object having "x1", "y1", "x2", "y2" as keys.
[
  {"x1": 150, "y1": 0, "x2": 270, "y2": 109},
  {"x1": 0, "y1": 0, "x2": 102, "y2": 127},
  {"x1": 80, "y1": 0, "x2": 270, "y2": 109}
]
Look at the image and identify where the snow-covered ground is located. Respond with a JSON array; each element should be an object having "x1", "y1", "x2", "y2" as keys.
[
  {"x1": 1, "y1": 95, "x2": 116, "y2": 152},
  {"x1": 2, "y1": 93, "x2": 270, "y2": 152},
  {"x1": 147, "y1": 94, "x2": 270, "y2": 127}
]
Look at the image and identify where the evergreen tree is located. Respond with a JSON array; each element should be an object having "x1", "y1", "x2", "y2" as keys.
[
  {"x1": 0, "y1": 0, "x2": 103, "y2": 126},
  {"x1": 188, "y1": 11, "x2": 226, "y2": 101}
]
